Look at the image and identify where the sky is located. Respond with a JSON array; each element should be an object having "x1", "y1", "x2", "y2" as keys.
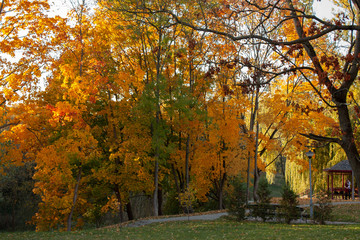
[
  {"x1": 313, "y1": 0, "x2": 337, "y2": 19},
  {"x1": 48, "y1": 0, "x2": 70, "y2": 17},
  {"x1": 48, "y1": 0, "x2": 337, "y2": 20},
  {"x1": 48, "y1": 0, "x2": 96, "y2": 17}
]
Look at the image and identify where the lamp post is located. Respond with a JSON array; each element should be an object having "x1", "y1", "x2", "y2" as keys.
[{"x1": 306, "y1": 150, "x2": 314, "y2": 219}]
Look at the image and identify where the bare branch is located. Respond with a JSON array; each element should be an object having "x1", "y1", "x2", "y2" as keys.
[
  {"x1": 265, "y1": 136, "x2": 294, "y2": 169},
  {"x1": 26, "y1": 127, "x2": 44, "y2": 147},
  {"x1": 0, "y1": 0, "x2": 5, "y2": 15},
  {"x1": 160, "y1": 9, "x2": 360, "y2": 45}
]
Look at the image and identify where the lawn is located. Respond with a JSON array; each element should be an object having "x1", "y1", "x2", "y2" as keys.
[
  {"x1": 2, "y1": 202, "x2": 360, "y2": 240},
  {"x1": 332, "y1": 203, "x2": 360, "y2": 222},
  {"x1": 1, "y1": 219, "x2": 360, "y2": 240}
]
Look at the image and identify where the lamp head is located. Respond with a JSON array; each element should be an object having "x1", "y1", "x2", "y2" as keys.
[{"x1": 306, "y1": 150, "x2": 314, "y2": 158}]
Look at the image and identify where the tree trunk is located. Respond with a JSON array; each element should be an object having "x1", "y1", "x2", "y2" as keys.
[
  {"x1": 158, "y1": 187, "x2": 163, "y2": 216},
  {"x1": 337, "y1": 103, "x2": 360, "y2": 192},
  {"x1": 114, "y1": 185, "x2": 124, "y2": 223},
  {"x1": 126, "y1": 201, "x2": 134, "y2": 220},
  {"x1": 246, "y1": 83, "x2": 260, "y2": 202},
  {"x1": 218, "y1": 173, "x2": 226, "y2": 210},
  {"x1": 185, "y1": 134, "x2": 190, "y2": 189},
  {"x1": 152, "y1": 28, "x2": 163, "y2": 218},
  {"x1": 119, "y1": 195, "x2": 124, "y2": 222},
  {"x1": 253, "y1": 121, "x2": 260, "y2": 202},
  {"x1": 11, "y1": 202, "x2": 15, "y2": 230},
  {"x1": 218, "y1": 186, "x2": 223, "y2": 210},
  {"x1": 153, "y1": 152, "x2": 159, "y2": 216},
  {"x1": 67, "y1": 166, "x2": 82, "y2": 232},
  {"x1": 246, "y1": 153, "x2": 252, "y2": 204}
]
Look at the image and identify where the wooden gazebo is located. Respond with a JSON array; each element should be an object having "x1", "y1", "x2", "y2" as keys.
[{"x1": 323, "y1": 160, "x2": 356, "y2": 199}]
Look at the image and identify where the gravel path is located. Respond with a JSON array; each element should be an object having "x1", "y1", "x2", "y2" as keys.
[{"x1": 122, "y1": 201, "x2": 360, "y2": 227}]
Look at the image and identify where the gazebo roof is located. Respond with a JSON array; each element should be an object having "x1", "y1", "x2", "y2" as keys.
[{"x1": 324, "y1": 160, "x2": 352, "y2": 173}]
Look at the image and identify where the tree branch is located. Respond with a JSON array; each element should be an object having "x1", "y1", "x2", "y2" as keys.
[
  {"x1": 300, "y1": 133, "x2": 341, "y2": 144},
  {"x1": 161, "y1": 9, "x2": 360, "y2": 45},
  {"x1": 0, "y1": 121, "x2": 19, "y2": 131},
  {"x1": 265, "y1": 136, "x2": 294, "y2": 169}
]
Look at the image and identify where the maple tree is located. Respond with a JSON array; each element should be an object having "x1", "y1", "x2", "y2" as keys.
[
  {"x1": 0, "y1": 0, "x2": 68, "y2": 173},
  {"x1": 100, "y1": 0, "x2": 167, "y2": 216},
  {"x1": 0, "y1": 0, "x2": 62, "y2": 130},
  {"x1": 33, "y1": 1, "x2": 152, "y2": 229}
]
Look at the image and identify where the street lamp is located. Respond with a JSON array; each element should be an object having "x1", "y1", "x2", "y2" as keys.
[{"x1": 306, "y1": 150, "x2": 315, "y2": 219}]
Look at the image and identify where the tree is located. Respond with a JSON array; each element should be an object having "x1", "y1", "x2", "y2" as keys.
[
  {"x1": 100, "y1": 0, "x2": 179, "y2": 216},
  {"x1": 0, "y1": 0, "x2": 62, "y2": 130},
  {"x1": 226, "y1": 175, "x2": 247, "y2": 221},
  {"x1": 0, "y1": 162, "x2": 39, "y2": 230},
  {"x1": 32, "y1": 130, "x2": 98, "y2": 231},
  {"x1": 314, "y1": 190, "x2": 333, "y2": 224},
  {"x1": 279, "y1": 184, "x2": 299, "y2": 224},
  {"x1": 251, "y1": 178, "x2": 272, "y2": 222},
  {"x1": 134, "y1": 0, "x2": 360, "y2": 194}
]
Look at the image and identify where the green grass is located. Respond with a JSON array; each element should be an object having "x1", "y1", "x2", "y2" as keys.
[
  {"x1": 1, "y1": 219, "x2": 360, "y2": 240},
  {"x1": 332, "y1": 204, "x2": 360, "y2": 222}
]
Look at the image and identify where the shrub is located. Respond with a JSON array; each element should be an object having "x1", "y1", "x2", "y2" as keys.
[
  {"x1": 251, "y1": 178, "x2": 273, "y2": 222},
  {"x1": 314, "y1": 190, "x2": 333, "y2": 224},
  {"x1": 226, "y1": 175, "x2": 247, "y2": 221},
  {"x1": 178, "y1": 188, "x2": 196, "y2": 214},
  {"x1": 163, "y1": 191, "x2": 181, "y2": 215},
  {"x1": 278, "y1": 184, "x2": 299, "y2": 224}
]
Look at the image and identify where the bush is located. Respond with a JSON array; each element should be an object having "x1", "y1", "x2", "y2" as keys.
[
  {"x1": 278, "y1": 184, "x2": 299, "y2": 224},
  {"x1": 314, "y1": 190, "x2": 333, "y2": 224},
  {"x1": 0, "y1": 162, "x2": 39, "y2": 231},
  {"x1": 178, "y1": 188, "x2": 196, "y2": 214},
  {"x1": 196, "y1": 198, "x2": 219, "y2": 212},
  {"x1": 226, "y1": 175, "x2": 247, "y2": 221},
  {"x1": 251, "y1": 178, "x2": 272, "y2": 222},
  {"x1": 163, "y1": 191, "x2": 181, "y2": 215}
]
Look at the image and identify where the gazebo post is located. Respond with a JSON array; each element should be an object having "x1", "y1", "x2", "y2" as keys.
[
  {"x1": 331, "y1": 173, "x2": 334, "y2": 199},
  {"x1": 341, "y1": 173, "x2": 346, "y2": 200},
  {"x1": 327, "y1": 173, "x2": 329, "y2": 194},
  {"x1": 352, "y1": 170, "x2": 355, "y2": 200}
]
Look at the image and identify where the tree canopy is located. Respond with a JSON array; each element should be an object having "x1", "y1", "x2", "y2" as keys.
[{"x1": 1, "y1": 0, "x2": 360, "y2": 231}]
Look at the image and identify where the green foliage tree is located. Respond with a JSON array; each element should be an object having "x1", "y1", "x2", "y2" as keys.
[
  {"x1": 314, "y1": 190, "x2": 333, "y2": 225},
  {"x1": 278, "y1": 184, "x2": 299, "y2": 224},
  {"x1": 226, "y1": 175, "x2": 247, "y2": 221},
  {"x1": 0, "y1": 162, "x2": 39, "y2": 230},
  {"x1": 251, "y1": 178, "x2": 272, "y2": 222}
]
